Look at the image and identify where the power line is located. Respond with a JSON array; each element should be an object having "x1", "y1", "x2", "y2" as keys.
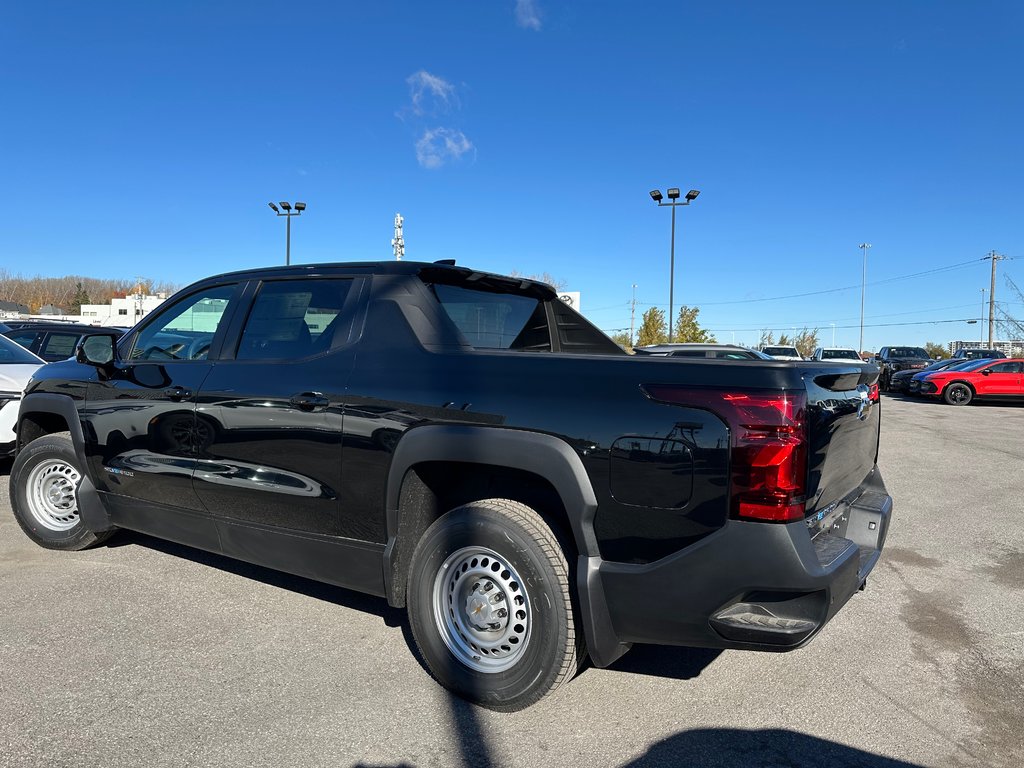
[{"x1": 634, "y1": 258, "x2": 984, "y2": 308}]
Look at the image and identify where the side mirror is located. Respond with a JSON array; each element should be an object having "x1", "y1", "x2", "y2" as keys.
[
  {"x1": 76, "y1": 334, "x2": 117, "y2": 367},
  {"x1": 981, "y1": 369, "x2": 991, "y2": 376}
]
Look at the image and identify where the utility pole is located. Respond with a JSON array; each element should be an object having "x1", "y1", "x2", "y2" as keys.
[
  {"x1": 392, "y1": 213, "x2": 405, "y2": 260},
  {"x1": 985, "y1": 251, "x2": 1005, "y2": 347},
  {"x1": 858, "y1": 243, "x2": 872, "y2": 356},
  {"x1": 629, "y1": 284, "x2": 637, "y2": 347}
]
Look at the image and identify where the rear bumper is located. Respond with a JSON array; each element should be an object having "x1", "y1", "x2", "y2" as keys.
[{"x1": 585, "y1": 477, "x2": 891, "y2": 661}]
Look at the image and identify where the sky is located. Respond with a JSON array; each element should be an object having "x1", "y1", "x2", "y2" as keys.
[{"x1": 1, "y1": 1, "x2": 1022, "y2": 351}]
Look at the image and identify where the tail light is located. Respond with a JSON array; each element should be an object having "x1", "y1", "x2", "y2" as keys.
[
  {"x1": 868, "y1": 382, "x2": 879, "y2": 403},
  {"x1": 641, "y1": 386, "x2": 808, "y2": 522}
]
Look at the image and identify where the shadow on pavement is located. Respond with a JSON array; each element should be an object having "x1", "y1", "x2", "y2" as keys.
[
  {"x1": 607, "y1": 644, "x2": 722, "y2": 681},
  {"x1": 620, "y1": 728, "x2": 925, "y2": 768},
  {"x1": 110, "y1": 529, "x2": 408, "y2": 627}
]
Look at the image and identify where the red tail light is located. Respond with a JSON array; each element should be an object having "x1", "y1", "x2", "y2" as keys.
[
  {"x1": 868, "y1": 382, "x2": 879, "y2": 403},
  {"x1": 642, "y1": 386, "x2": 808, "y2": 522}
]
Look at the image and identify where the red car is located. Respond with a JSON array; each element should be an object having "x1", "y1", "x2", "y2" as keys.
[{"x1": 920, "y1": 358, "x2": 1024, "y2": 405}]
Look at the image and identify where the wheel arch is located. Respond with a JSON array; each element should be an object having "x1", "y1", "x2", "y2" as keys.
[
  {"x1": 943, "y1": 379, "x2": 977, "y2": 397},
  {"x1": 16, "y1": 393, "x2": 113, "y2": 533},
  {"x1": 382, "y1": 425, "x2": 630, "y2": 668}
]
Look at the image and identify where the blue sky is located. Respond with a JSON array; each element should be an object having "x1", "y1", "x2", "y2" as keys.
[{"x1": 1, "y1": 1, "x2": 1021, "y2": 350}]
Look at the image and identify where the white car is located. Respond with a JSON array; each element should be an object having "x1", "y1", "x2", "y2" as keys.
[
  {"x1": 760, "y1": 345, "x2": 803, "y2": 361},
  {"x1": 812, "y1": 347, "x2": 864, "y2": 362},
  {"x1": 0, "y1": 335, "x2": 45, "y2": 456}
]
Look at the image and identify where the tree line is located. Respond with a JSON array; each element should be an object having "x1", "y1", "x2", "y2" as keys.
[{"x1": 0, "y1": 271, "x2": 179, "y2": 315}]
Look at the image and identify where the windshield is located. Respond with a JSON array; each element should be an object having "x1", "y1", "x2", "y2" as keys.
[
  {"x1": 888, "y1": 347, "x2": 929, "y2": 358},
  {"x1": 940, "y1": 359, "x2": 993, "y2": 373},
  {"x1": 762, "y1": 347, "x2": 799, "y2": 356},
  {"x1": 0, "y1": 334, "x2": 44, "y2": 364},
  {"x1": 822, "y1": 349, "x2": 861, "y2": 360}
]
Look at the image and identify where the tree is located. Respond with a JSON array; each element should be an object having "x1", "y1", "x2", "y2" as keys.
[
  {"x1": 609, "y1": 331, "x2": 632, "y2": 351},
  {"x1": 70, "y1": 282, "x2": 91, "y2": 315},
  {"x1": 672, "y1": 305, "x2": 716, "y2": 343},
  {"x1": 792, "y1": 328, "x2": 820, "y2": 359},
  {"x1": 758, "y1": 330, "x2": 775, "y2": 348},
  {"x1": 924, "y1": 342, "x2": 949, "y2": 359},
  {"x1": 636, "y1": 307, "x2": 667, "y2": 347}
]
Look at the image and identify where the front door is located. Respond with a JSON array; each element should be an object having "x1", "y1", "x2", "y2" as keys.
[
  {"x1": 82, "y1": 283, "x2": 240, "y2": 511},
  {"x1": 976, "y1": 361, "x2": 1023, "y2": 396}
]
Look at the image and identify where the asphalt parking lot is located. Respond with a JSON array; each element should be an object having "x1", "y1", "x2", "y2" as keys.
[{"x1": 0, "y1": 395, "x2": 1021, "y2": 768}]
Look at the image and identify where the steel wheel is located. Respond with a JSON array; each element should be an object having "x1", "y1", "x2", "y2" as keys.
[
  {"x1": 10, "y1": 432, "x2": 115, "y2": 550},
  {"x1": 24, "y1": 458, "x2": 81, "y2": 531},
  {"x1": 431, "y1": 546, "x2": 532, "y2": 674}
]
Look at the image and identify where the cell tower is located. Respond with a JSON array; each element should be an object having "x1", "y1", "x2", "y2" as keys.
[{"x1": 392, "y1": 213, "x2": 405, "y2": 261}]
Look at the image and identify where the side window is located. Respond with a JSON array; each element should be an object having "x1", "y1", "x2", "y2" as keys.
[
  {"x1": 987, "y1": 362, "x2": 1019, "y2": 374},
  {"x1": 130, "y1": 284, "x2": 236, "y2": 361},
  {"x1": 6, "y1": 330, "x2": 41, "y2": 350},
  {"x1": 41, "y1": 333, "x2": 80, "y2": 359},
  {"x1": 430, "y1": 284, "x2": 542, "y2": 350},
  {"x1": 236, "y1": 278, "x2": 354, "y2": 361}
]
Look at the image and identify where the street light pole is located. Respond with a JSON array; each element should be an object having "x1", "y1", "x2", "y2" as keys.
[
  {"x1": 981, "y1": 288, "x2": 986, "y2": 344},
  {"x1": 649, "y1": 188, "x2": 700, "y2": 341},
  {"x1": 268, "y1": 201, "x2": 306, "y2": 265},
  {"x1": 858, "y1": 243, "x2": 872, "y2": 356}
]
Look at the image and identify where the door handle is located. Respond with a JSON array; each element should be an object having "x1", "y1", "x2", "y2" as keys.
[
  {"x1": 289, "y1": 392, "x2": 329, "y2": 412},
  {"x1": 164, "y1": 386, "x2": 193, "y2": 401}
]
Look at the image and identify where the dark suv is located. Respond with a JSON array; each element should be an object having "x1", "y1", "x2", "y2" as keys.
[
  {"x1": 950, "y1": 348, "x2": 1006, "y2": 361},
  {"x1": 875, "y1": 346, "x2": 932, "y2": 391},
  {"x1": 4, "y1": 323, "x2": 124, "y2": 362}
]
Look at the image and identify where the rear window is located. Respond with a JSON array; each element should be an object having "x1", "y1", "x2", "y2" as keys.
[
  {"x1": 0, "y1": 334, "x2": 42, "y2": 364},
  {"x1": 431, "y1": 284, "x2": 544, "y2": 350},
  {"x1": 762, "y1": 347, "x2": 799, "y2": 356},
  {"x1": 823, "y1": 349, "x2": 861, "y2": 360},
  {"x1": 888, "y1": 347, "x2": 929, "y2": 358}
]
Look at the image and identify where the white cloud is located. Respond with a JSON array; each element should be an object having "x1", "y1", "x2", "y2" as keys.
[
  {"x1": 415, "y1": 128, "x2": 474, "y2": 169},
  {"x1": 406, "y1": 70, "x2": 457, "y2": 116},
  {"x1": 514, "y1": 0, "x2": 542, "y2": 30}
]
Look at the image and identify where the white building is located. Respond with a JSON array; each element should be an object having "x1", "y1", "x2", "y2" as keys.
[
  {"x1": 80, "y1": 294, "x2": 167, "y2": 326},
  {"x1": 948, "y1": 339, "x2": 1024, "y2": 357}
]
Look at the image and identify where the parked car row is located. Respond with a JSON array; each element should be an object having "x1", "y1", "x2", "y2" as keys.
[
  {"x1": 889, "y1": 356, "x2": 1024, "y2": 406},
  {"x1": 2, "y1": 322, "x2": 125, "y2": 362}
]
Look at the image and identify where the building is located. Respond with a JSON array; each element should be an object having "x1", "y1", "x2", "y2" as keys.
[
  {"x1": 80, "y1": 294, "x2": 167, "y2": 325},
  {"x1": 948, "y1": 339, "x2": 1024, "y2": 357}
]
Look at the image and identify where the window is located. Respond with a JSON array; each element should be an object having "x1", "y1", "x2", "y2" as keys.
[
  {"x1": 431, "y1": 284, "x2": 542, "y2": 350},
  {"x1": 130, "y1": 285, "x2": 235, "y2": 361},
  {"x1": 6, "y1": 331, "x2": 40, "y2": 349},
  {"x1": 41, "y1": 333, "x2": 80, "y2": 359},
  {"x1": 237, "y1": 279, "x2": 353, "y2": 360},
  {"x1": 987, "y1": 362, "x2": 1022, "y2": 374},
  {"x1": 118, "y1": 308, "x2": 128, "y2": 316}
]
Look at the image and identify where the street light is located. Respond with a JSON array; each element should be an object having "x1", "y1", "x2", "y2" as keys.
[
  {"x1": 858, "y1": 243, "x2": 872, "y2": 356},
  {"x1": 268, "y1": 201, "x2": 306, "y2": 265},
  {"x1": 649, "y1": 187, "x2": 700, "y2": 341}
]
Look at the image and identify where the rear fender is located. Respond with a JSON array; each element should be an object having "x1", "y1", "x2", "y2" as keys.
[{"x1": 383, "y1": 425, "x2": 630, "y2": 667}]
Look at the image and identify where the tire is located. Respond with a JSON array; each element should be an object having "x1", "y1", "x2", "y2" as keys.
[
  {"x1": 406, "y1": 499, "x2": 581, "y2": 712},
  {"x1": 9, "y1": 433, "x2": 115, "y2": 550},
  {"x1": 943, "y1": 383, "x2": 973, "y2": 406},
  {"x1": 879, "y1": 371, "x2": 890, "y2": 392}
]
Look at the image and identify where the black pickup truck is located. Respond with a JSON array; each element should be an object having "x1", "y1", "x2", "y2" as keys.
[{"x1": 8, "y1": 261, "x2": 891, "y2": 711}]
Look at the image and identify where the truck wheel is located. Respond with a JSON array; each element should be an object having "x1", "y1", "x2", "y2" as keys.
[
  {"x1": 9, "y1": 433, "x2": 114, "y2": 551},
  {"x1": 943, "y1": 383, "x2": 973, "y2": 406},
  {"x1": 406, "y1": 499, "x2": 581, "y2": 711}
]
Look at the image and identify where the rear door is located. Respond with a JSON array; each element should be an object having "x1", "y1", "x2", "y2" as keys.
[{"x1": 193, "y1": 276, "x2": 361, "y2": 537}]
